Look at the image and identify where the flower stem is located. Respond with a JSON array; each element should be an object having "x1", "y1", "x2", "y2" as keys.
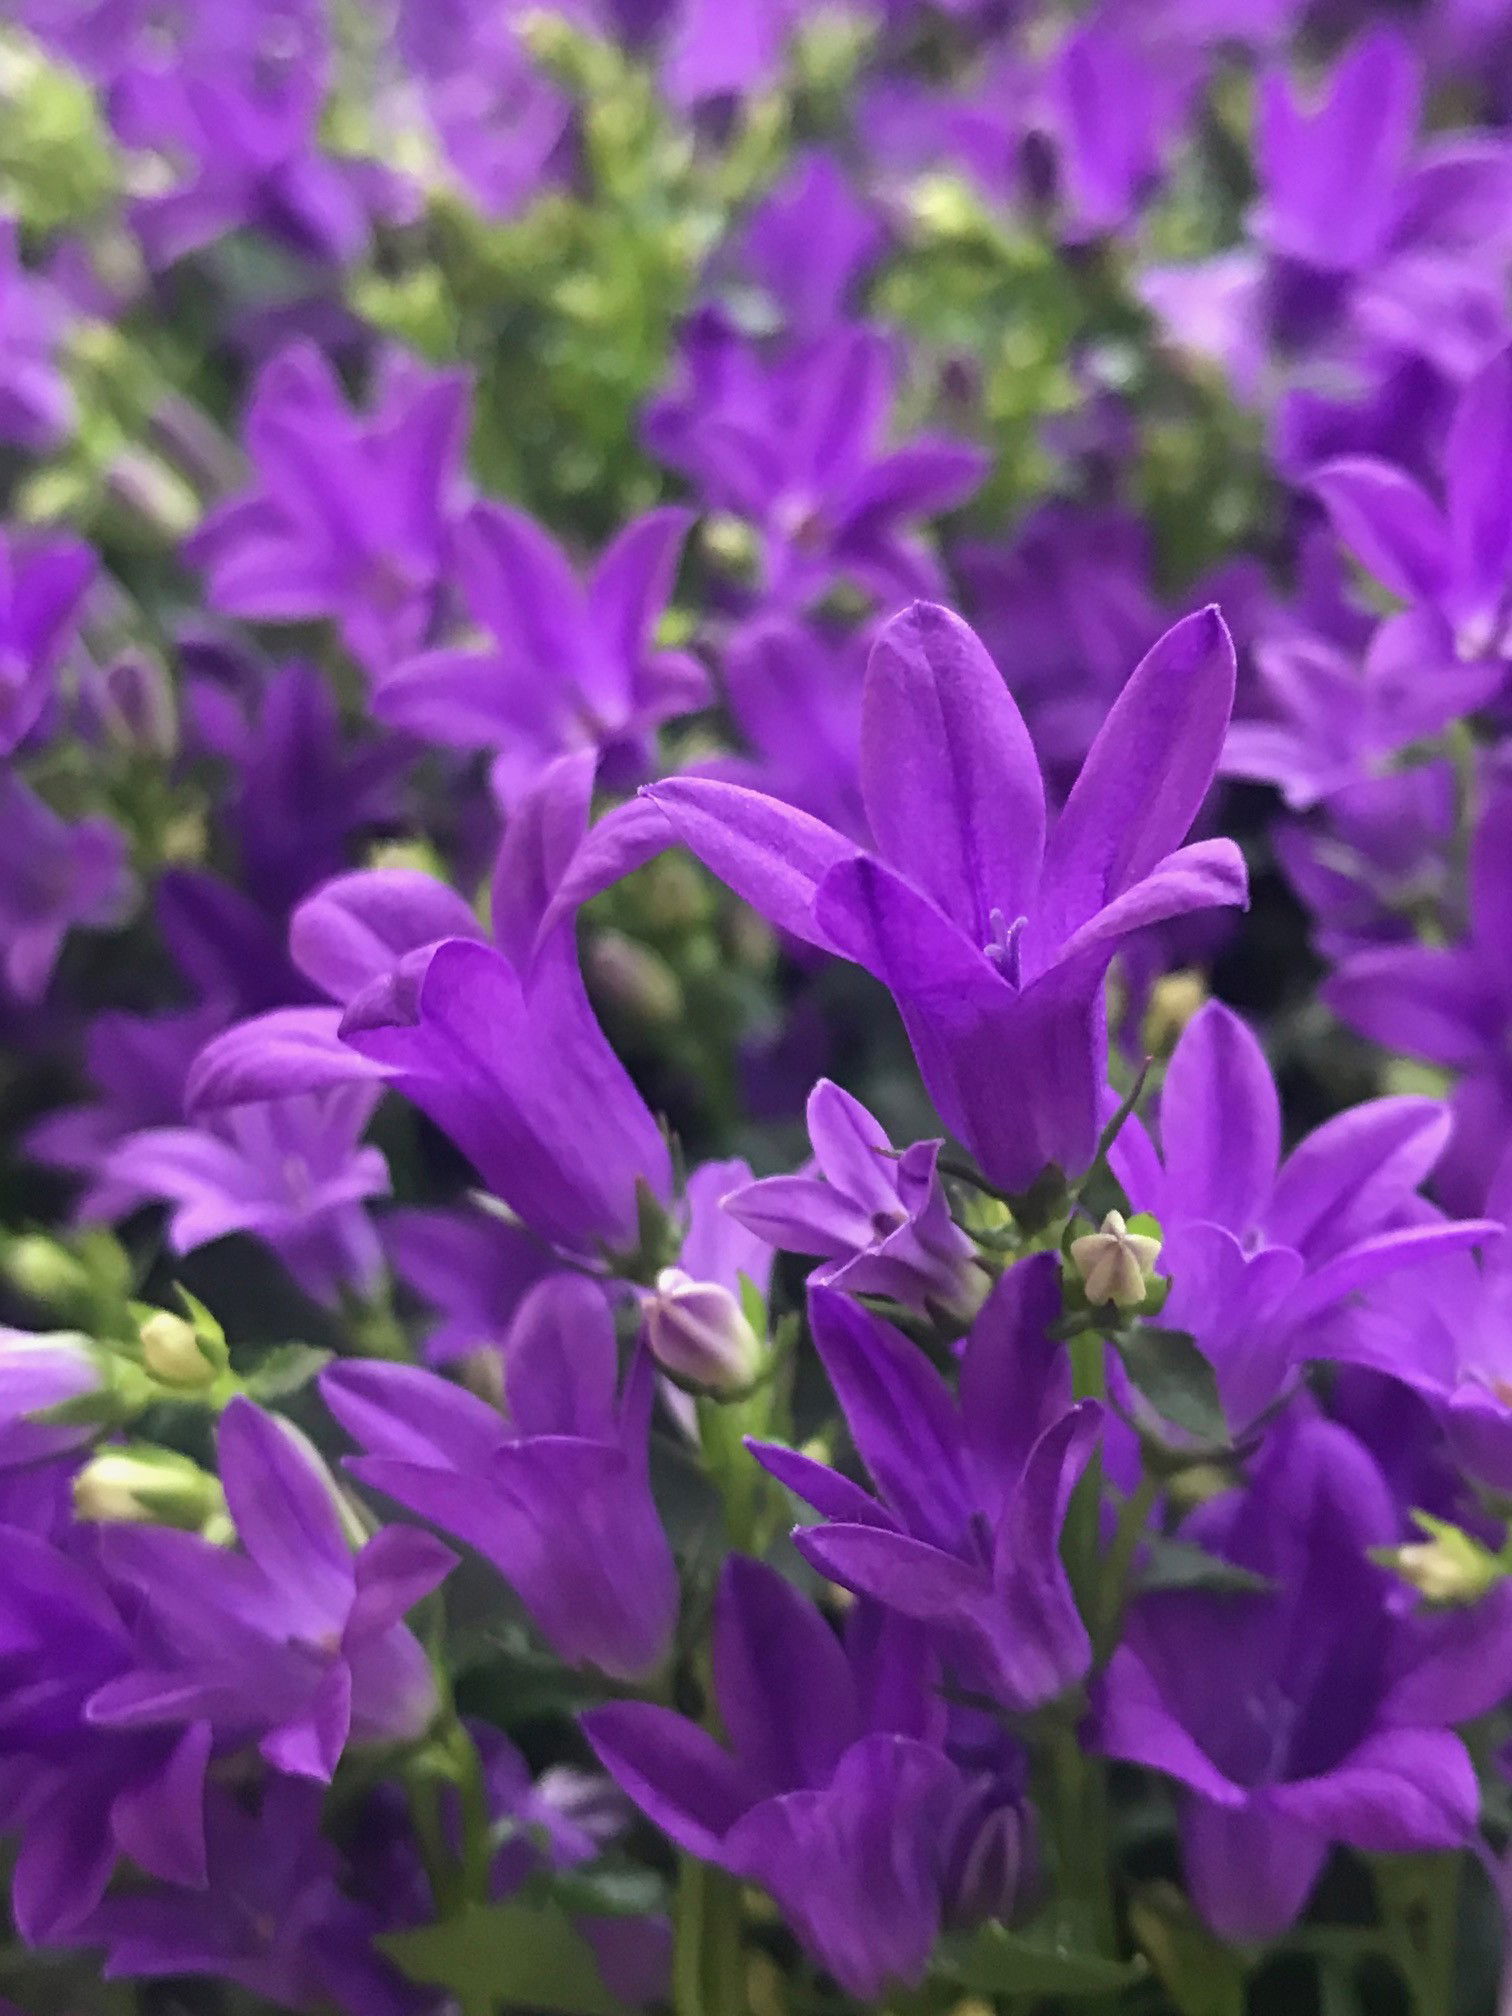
[
  {"x1": 673, "y1": 1856, "x2": 747, "y2": 2016},
  {"x1": 1093, "y1": 1470, "x2": 1159, "y2": 1667}
]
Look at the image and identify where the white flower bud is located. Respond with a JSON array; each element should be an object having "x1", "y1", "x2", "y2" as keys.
[
  {"x1": 73, "y1": 1447, "x2": 221, "y2": 1530},
  {"x1": 139, "y1": 1311, "x2": 217, "y2": 1390},
  {"x1": 1069, "y1": 1210, "x2": 1163, "y2": 1310}
]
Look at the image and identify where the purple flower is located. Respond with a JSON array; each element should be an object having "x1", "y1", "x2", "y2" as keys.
[
  {"x1": 82, "y1": 1776, "x2": 426, "y2": 2016},
  {"x1": 184, "y1": 343, "x2": 471, "y2": 678},
  {"x1": 0, "y1": 220, "x2": 73, "y2": 453},
  {"x1": 221, "y1": 661, "x2": 409, "y2": 915},
  {"x1": 187, "y1": 754, "x2": 675, "y2": 1260},
  {"x1": 383, "y1": 1203, "x2": 553, "y2": 1366},
  {"x1": 323, "y1": 1274, "x2": 679, "y2": 1682},
  {"x1": 719, "y1": 616, "x2": 868, "y2": 839},
  {"x1": 644, "y1": 313, "x2": 987, "y2": 611},
  {"x1": 585, "y1": 1556, "x2": 1026, "y2": 1999},
  {"x1": 396, "y1": 0, "x2": 574, "y2": 221},
  {"x1": 754, "y1": 1259, "x2": 1095, "y2": 1713},
  {"x1": 0, "y1": 1525, "x2": 212, "y2": 1945},
  {"x1": 0, "y1": 1330, "x2": 103, "y2": 1471},
  {"x1": 645, "y1": 600, "x2": 1245, "y2": 1195},
  {"x1": 1142, "y1": 31, "x2": 1512, "y2": 474},
  {"x1": 1270, "y1": 765, "x2": 1456, "y2": 964},
  {"x1": 374, "y1": 502, "x2": 706, "y2": 804},
  {"x1": 1330, "y1": 1148, "x2": 1512, "y2": 1492},
  {"x1": 735, "y1": 150, "x2": 885, "y2": 339},
  {"x1": 0, "y1": 773, "x2": 132, "y2": 1004},
  {"x1": 111, "y1": 48, "x2": 394, "y2": 268},
  {"x1": 0, "y1": 532, "x2": 95, "y2": 756},
  {"x1": 1326, "y1": 774, "x2": 1512, "y2": 1214},
  {"x1": 1221, "y1": 621, "x2": 1496, "y2": 811},
  {"x1": 107, "y1": 1085, "x2": 390, "y2": 1304},
  {"x1": 1109, "y1": 1001, "x2": 1497, "y2": 1429},
  {"x1": 89, "y1": 1398, "x2": 453, "y2": 1780},
  {"x1": 725, "y1": 1078, "x2": 986, "y2": 1321},
  {"x1": 1310, "y1": 344, "x2": 1512, "y2": 688},
  {"x1": 957, "y1": 504, "x2": 1165, "y2": 794},
  {"x1": 1036, "y1": 17, "x2": 1195, "y2": 241},
  {"x1": 1096, "y1": 1414, "x2": 1512, "y2": 1942}
]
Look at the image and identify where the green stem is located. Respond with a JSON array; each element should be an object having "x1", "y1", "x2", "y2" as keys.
[
  {"x1": 447, "y1": 1718, "x2": 494, "y2": 1905},
  {"x1": 1064, "y1": 1331, "x2": 1108, "y2": 1615},
  {"x1": 672, "y1": 1856, "x2": 747, "y2": 2016},
  {"x1": 1417, "y1": 1853, "x2": 1461, "y2": 2016},
  {"x1": 1093, "y1": 1470, "x2": 1159, "y2": 1668},
  {"x1": 1041, "y1": 1714, "x2": 1118, "y2": 1960},
  {"x1": 405, "y1": 1759, "x2": 460, "y2": 1918}
]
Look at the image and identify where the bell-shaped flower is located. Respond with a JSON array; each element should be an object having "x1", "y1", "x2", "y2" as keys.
[
  {"x1": 724, "y1": 1078, "x2": 987, "y2": 1322},
  {"x1": 105, "y1": 1084, "x2": 391, "y2": 1306},
  {"x1": 186, "y1": 751, "x2": 673, "y2": 1261},
  {"x1": 585, "y1": 1557, "x2": 1027, "y2": 2000},
  {"x1": 322, "y1": 1275, "x2": 678, "y2": 1683},
  {"x1": 1110, "y1": 1000, "x2": 1497, "y2": 1431},
  {"x1": 0, "y1": 773, "x2": 132, "y2": 1003},
  {"x1": 184, "y1": 344, "x2": 470, "y2": 677},
  {"x1": 645, "y1": 600, "x2": 1245, "y2": 1195},
  {"x1": 0, "y1": 531, "x2": 95, "y2": 756},
  {"x1": 1326, "y1": 774, "x2": 1512, "y2": 1214},
  {"x1": 87, "y1": 1399, "x2": 454, "y2": 1782},
  {"x1": 1311, "y1": 346, "x2": 1512, "y2": 684},
  {"x1": 753, "y1": 1257, "x2": 1096, "y2": 1713},
  {"x1": 374, "y1": 502, "x2": 706, "y2": 805},
  {"x1": 1096, "y1": 1414, "x2": 1512, "y2": 1942}
]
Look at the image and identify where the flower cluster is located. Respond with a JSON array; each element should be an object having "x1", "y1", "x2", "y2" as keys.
[{"x1": 5, "y1": 3, "x2": 1512, "y2": 2014}]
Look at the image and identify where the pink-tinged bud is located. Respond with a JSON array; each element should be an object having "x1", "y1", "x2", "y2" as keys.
[{"x1": 644, "y1": 1268, "x2": 763, "y2": 1396}]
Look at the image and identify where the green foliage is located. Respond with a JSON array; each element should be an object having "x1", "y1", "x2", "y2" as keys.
[{"x1": 381, "y1": 1898, "x2": 631, "y2": 2016}]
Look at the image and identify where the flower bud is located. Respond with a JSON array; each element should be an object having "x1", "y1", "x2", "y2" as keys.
[
  {"x1": 645, "y1": 1269, "x2": 763, "y2": 1396},
  {"x1": 1069, "y1": 1210, "x2": 1163, "y2": 1311},
  {"x1": 139, "y1": 1310, "x2": 219, "y2": 1390},
  {"x1": 944, "y1": 1784, "x2": 1031, "y2": 1931},
  {"x1": 1378, "y1": 1514, "x2": 1504, "y2": 1607},
  {"x1": 73, "y1": 1446, "x2": 222, "y2": 1530}
]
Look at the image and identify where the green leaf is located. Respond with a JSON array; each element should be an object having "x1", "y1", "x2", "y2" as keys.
[
  {"x1": 534, "y1": 1860, "x2": 668, "y2": 1920},
  {"x1": 936, "y1": 1918, "x2": 1145, "y2": 1998},
  {"x1": 1137, "y1": 1537, "x2": 1273, "y2": 1598},
  {"x1": 380, "y1": 1899, "x2": 631, "y2": 2016},
  {"x1": 241, "y1": 1343, "x2": 333, "y2": 1402},
  {"x1": 1117, "y1": 1326, "x2": 1227, "y2": 1444}
]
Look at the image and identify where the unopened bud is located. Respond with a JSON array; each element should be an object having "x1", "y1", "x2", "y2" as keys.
[
  {"x1": 73, "y1": 1446, "x2": 222, "y2": 1529},
  {"x1": 1379, "y1": 1515, "x2": 1504, "y2": 1607},
  {"x1": 139, "y1": 1311, "x2": 217, "y2": 1390},
  {"x1": 1143, "y1": 970, "x2": 1207, "y2": 1057},
  {"x1": 1069, "y1": 1211, "x2": 1163, "y2": 1311},
  {"x1": 645, "y1": 1269, "x2": 763, "y2": 1396},
  {"x1": 3, "y1": 1233, "x2": 90, "y2": 1311}
]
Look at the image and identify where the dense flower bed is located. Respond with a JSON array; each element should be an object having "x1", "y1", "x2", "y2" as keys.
[{"x1": 4, "y1": 2, "x2": 1512, "y2": 2012}]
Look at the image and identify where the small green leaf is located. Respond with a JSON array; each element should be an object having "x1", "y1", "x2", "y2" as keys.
[
  {"x1": 241, "y1": 1343, "x2": 333, "y2": 1402},
  {"x1": 1138, "y1": 1537, "x2": 1273, "y2": 1598},
  {"x1": 380, "y1": 1899, "x2": 631, "y2": 2016},
  {"x1": 1117, "y1": 1327, "x2": 1227, "y2": 1444},
  {"x1": 936, "y1": 1918, "x2": 1145, "y2": 1998}
]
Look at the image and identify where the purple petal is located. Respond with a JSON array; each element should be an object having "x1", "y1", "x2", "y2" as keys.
[
  {"x1": 1037, "y1": 608, "x2": 1236, "y2": 943},
  {"x1": 583, "y1": 1701, "x2": 755, "y2": 1861},
  {"x1": 185, "y1": 1006, "x2": 387, "y2": 1113},
  {"x1": 1181, "y1": 1793, "x2": 1328, "y2": 1944},
  {"x1": 322, "y1": 1358, "x2": 508, "y2": 1470},
  {"x1": 713, "y1": 1558, "x2": 858, "y2": 1794},
  {"x1": 290, "y1": 869, "x2": 487, "y2": 1003},
  {"x1": 217, "y1": 1399, "x2": 354, "y2": 1633},
  {"x1": 1308, "y1": 459, "x2": 1450, "y2": 605},
  {"x1": 860, "y1": 601, "x2": 1044, "y2": 940},
  {"x1": 644, "y1": 777, "x2": 857, "y2": 949},
  {"x1": 1269, "y1": 1730, "x2": 1477, "y2": 1853},
  {"x1": 348, "y1": 1526, "x2": 457, "y2": 1640},
  {"x1": 1158, "y1": 1002, "x2": 1280, "y2": 1236},
  {"x1": 1324, "y1": 945, "x2": 1503, "y2": 1068},
  {"x1": 807, "y1": 1286, "x2": 971, "y2": 1546},
  {"x1": 110, "y1": 1722, "x2": 210, "y2": 1889}
]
